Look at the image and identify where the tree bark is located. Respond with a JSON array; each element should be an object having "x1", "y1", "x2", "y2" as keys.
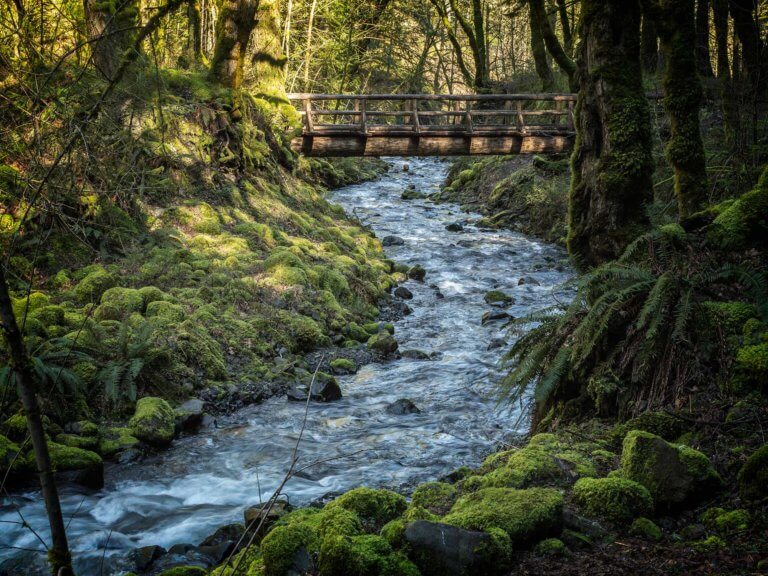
[
  {"x1": 249, "y1": 0, "x2": 286, "y2": 95},
  {"x1": 187, "y1": 0, "x2": 203, "y2": 65},
  {"x1": 728, "y1": 0, "x2": 766, "y2": 94},
  {"x1": 84, "y1": 0, "x2": 140, "y2": 80},
  {"x1": 0, "y1": 266, "x2": 73, "y2": 576},
  {"x1": 713, "y1": 0, "x2": 739, "y2": 148},
  {"x1": 209, "y1": 0, "x2": 260, "y2": 88},
  {"x1": 529, "y1": 0, "x2": 577, "y2": 89},
  {"x1": 695, "y1": 0, "x2": 714, "y2": 77},
  {"x1": 529, "y1": 0, "x2": 555, "y2": 91},
  {"x1": 644, "y1": 0, "x2": 708, "y2": 218},
  {"x1": 567, "y1": 0, "x2": 654, "y2": 268},
  {"x1": 641, "y1": 14, "x2": 660, "y2": 72}
]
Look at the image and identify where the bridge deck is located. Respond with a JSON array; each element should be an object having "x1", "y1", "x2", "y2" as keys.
[{"x1": 287, "y1": 93, "x2": 577, "y2": 157}]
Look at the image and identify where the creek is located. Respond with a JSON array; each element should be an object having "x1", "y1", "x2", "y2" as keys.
[{"x1": 0, "y1": 157, "x2": 572, "y2": 574}]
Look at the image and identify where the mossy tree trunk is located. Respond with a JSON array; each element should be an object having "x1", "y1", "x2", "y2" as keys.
[
  {"x1": 641, "y1": 14, "x2": 660, "y2": 73},
  {"x1": 249, "y1": 0, "x2": 287, "y2": 96},
  {"x1": 0, "y1": 267, "x2": 73, "y2": 576},
  {"x1": 209, "y1": 0, "x2": 260, "y2": 88},
  {"x1": 187, "y1": 0, "x2": 203, "y2": 65},
  {"x1": 529, "y1": 0, "x2": 555, "y2": 91},
  {"x1": 529, "y1": 0, "x2": 577, "y2": 90},
  {"x1": 713, "y1": 0, "x2": 740, "y2": 149},
  {"x1": 84, "y1": 0, "x2": 140, "y2": 80},
  {"x1": 644, "y1": 0, "x2": 708, "y2": 218},
  {"x1": 728, "y1": 0, "x2": 767, "y2": 96},
  {"x1": 567, "y1": 0, "x2": 654, "y2": 268}
]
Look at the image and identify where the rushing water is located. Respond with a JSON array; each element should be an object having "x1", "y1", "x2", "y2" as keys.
[{"x1": 0, "y1": 157, "x2": 572, "y2": 574}]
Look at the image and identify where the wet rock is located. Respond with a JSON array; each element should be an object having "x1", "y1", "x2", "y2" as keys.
[
  {"x1": 387, "y1": 399, "x2": 421, "y2": 415},
  {"x1": 401, "y1": 349, "x2": 431, "y2": 360},
  {"x1": 404, "y1": 520, "x2": 509, "y2": 576},
  {"x1": 484, "y1": 290, "x2": 515, "y2": 306},
  {"x1": 394, "y1": 286, "x2": 413, "y2": 300},
  {"x1": 175, "y1": 398, "x2": 205, "y2": 432},
  {"x1": 407, "y1": 264, "x2": 426, "y2": 281},
  {"x1": 0, "y1": 552, "x2": 48, "y2": 576},
  {"x1": 403, "y1": 164, "x2": 410, "y2": 171},
  {"x1": 168, "y1": 543, "x2": 196, "y2": 555},
  {"x1": 445, "y1": 221, "x2": 464, "y2": 232},
  {"x1": 47, "y1": 441, "x2": 104, "y2": 489},
  {"x1": 200, "y1": 523, "x2": 244, "y2": 548},
  {"x1": 287, "y1": 374, "x2": 342, "y2": 402},
  {"x1": 382, "y1": 235, "x2": 405, "y2": 246},
  {"x1": 367, "y1": 332, "x2": 399, "y2": 356},
  {"x1": 129, "y1": 396, "x2": 176, "y2": 447},
  {"x1": 487, "y1": 338, "x2": 507, "y2": 350},
  {"x1": 117, "y1": 447, "x2": 143, "y2": 464},
  {"x1": 198, "y1": 541, "x2": 234, "y2": 564},
  {"x1": 402, "y1": 188, "x2": 426, "y2": 200},
  {"x1": 518, "y1": 276, "x2": 540, "y2": 286},
  {"x1": 127, "y1": 544, "x2": 166, "y2": 571},
  {"x1": 481, "y1": 310, "x2": 512, "y2": 325},
  {"x1": 244, "y1": 500, "x2": 290, "y2": 535}
]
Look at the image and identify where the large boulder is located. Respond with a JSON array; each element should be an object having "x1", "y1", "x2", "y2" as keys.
[
  {"x1": 737, "y1": 444, "x2": 768, "y2": 502},
  {"x1": 325, "y1": 487, "x2": 407, "y2": 531},
  {"x1": 0, "y1": 435, "x2": 25, "y2": 481},
  {"x1": 319, "y1": 534, "x2": 419, "y2": 576},
  {"x1": 43, "y1": 441, "x2": 104, "y2": 489},
  {"x1": 129, "y1": 397, "x2": 176, "y2": 447},
  {"x1": 175, "y1": 398, "x2": 206, "y2": 432},
  {"x1": 404, "y1": 520, "x2": 510, "y2": 576},
  {"x1": 572, "y1": 477, "x2": 653, "y2": 523},
  {"x1": 620, "y1": 431, "x2": 721, "y2": 509},
  {"x1": 443, "y1": 487, "x2": 563, "y2": 547}
]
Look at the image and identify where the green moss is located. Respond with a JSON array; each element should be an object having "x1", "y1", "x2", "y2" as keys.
[
  {"x1": 330, "y1": 358, "x2": 357, "y2": 374},
  {"x1": 0, "y1": 434, "x2": 24, "y2": 477},
  {"x1": 367, "y1": 332, "x2": 398, "y2": 355},
  {"x1": 276, "y1": 311, "x2": 328, "y2": 353},
  {"x1": 701, "y1": 301, "x2": 757, "y2": 336},
  {"x1": 606, "y1": 412, "x2": 686, "y2": 448},
  {"x1": 261, "y1": 523, "x2": 319, "y2": 576},
  {"x1": 138, "y1": 286, "x2": 165, "y2": 306},
  {"x1": 572, "y1": 477, "x2": 653, "y2": 523},
  {"x1": 98, "y1": 427, "x2": 140, "y2": 458},
  {"x1": 534, "y1": 537, "x2": 567, "y2": 556},
  {"x1": 733, "y1": 342, "x2": 768, "y2": 391},
  {"x1": 411, "y1": 482, "x2": 456, "y2": 515},
  {"x1": 4, "y1": 413, "x2": 29, "y2": 441},
  {"x1": 11, "y1": 292, "x2": 50, "y2": 321},
  {"x1": 700, "y1": 508, "x2": 749, "y2": 534},
  {"x1": 95, "y1": 287, "x2": 145, "y2": 320},
  {"x1": 325, "y1": 488, "x2": 407, "y2": 531},
  {"x1": 129, "y1": 397, "x2": 176, "y2": 447},
  {"x1": 443, "y1": 487, "x2": 563, "y2": 546},
  {"x1": 45, "y1": 441, "x2": 102, "y2": 470},
  {"x1": 737, "y1": 444, "x2": 768, "y2": 501},
  {"x1": 158, "y1": 568, "x2": 207, "y2": 576},
  {"x1": 74, "y1": 266, "x2": 117, "y2": 303},
  {"x1": 55, "y1": 433, "x2": 99, "y2": 451},
  {"x1": 476, "y1": 446, "x2": 562, "y2": 489},
  {"x1": 319, "y1": 534, "x2": 419, "y2": 576},
  {"x1": 484, "y1": 290, "x2": 513, "y2": 306},
  {"x1": 629, "y1": 517, "x2": 662, "y2": 540},
  {"x1": 146, "y1": 300, "x2": 185, "y2": 323},
  {"x1": 690, "y1": 535, "x2": 726, "y2": 552},
  {"x1": 707, "y1": 165, "x2": 768, "y2": 249}
]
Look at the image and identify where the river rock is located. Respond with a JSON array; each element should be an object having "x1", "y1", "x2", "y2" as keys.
[
  {"x1": 200, "y1": 523, "x2": 245, "y2": 548},
  {"x1": 404, "y1": 520, "x2": 509, "y2": 576},
  {"x1": 402, "y1": 188, "x2": 426, "y2": 200},
  {"x1": 127, "y1": 544, "x2": 166, "y2": 571},
  {"x1": 487, "y1": 338, "x2": 507, "y2": 350},
  {"x1": 387, "y1": 399, "x2": 421, "y2": 415},
  {"x1": 287, "y1": 375, "x2": 342, "y2": 402},
  {"x1": 367, "y1": 332, "x2": 399, "y2": 356},
  {"x1": 175, "y1": 398, "x2": 205, "y2": 432},
  {"x1": 408, "y1": 264, "x2": 426, "y2": 281},
  {"x1": 244, "y1": 500, "x2": 289, "y2": 539},
  {"x1": 382, "y1": 235, "x2": 405, "y2": 246},
  {"x1": 445, "y1": 221, "x2": 464, "y2": 232},
  {"x1": 484, "y1": 290, "x2": 514, "y2": 306},
  {"x1": 518, "y1": 276, "x2": 540, "y2": 286},
  {"x1": 47, "y1": 441, "x2": 104, "y2": 489},
  {"x1": 394, "y1": 286, "x2": 413, "y2": 300},
  {"x1": 401, "y1": 349, "x2": 431, "y2": 360},
  {"x1": 481, "y1": 310, "x2": 512, "y2": 325},
  {"x1": 129, "y1": 396, "x2": 176, "y2": 447}
]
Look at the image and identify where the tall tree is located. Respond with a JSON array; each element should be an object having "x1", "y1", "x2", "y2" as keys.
[
  {"x1": 84, "y1": 0, "x2": 140, "y2": 79},
  {"x1": 641, "y1": 14, "x2": 660, "y2": 72},
  {"x1": 713, "y1": 0, "x2": 740, "y2": 147},
  {"x1": 568, "y1": 0, "x2": 654, "y2": 267},
  {"x1": 209, "y1": 0, "x2": 260, "y2": 88},
  {"x1": 528, "y1": 0, "x2": 556, "y2": 90},
  {"x1": 250, "y1": 0, "x2": 286, "y2": 95},
  {"x1": 644, "y1": 0, "x2": 708, "y2": 218},
  {"x1": 0, "y1": 268, "x2": 73, "y2": 576},
  {"x1": 695, "y1": 0, "x2": 714, "y2": 77},
  {"x1": 529, "y1": 0, "x2": 577, "y2": 89},
  {"x1": 728, "y1": 0, "x2": 767, "y2": 95}
]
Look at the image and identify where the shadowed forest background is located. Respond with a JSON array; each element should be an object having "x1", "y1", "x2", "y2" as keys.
[{"x1": 1, "y1": 0, "x2": 767, "y2": 574}]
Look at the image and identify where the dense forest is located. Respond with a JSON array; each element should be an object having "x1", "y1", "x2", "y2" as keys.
[{"x1": 0, "y1": 0, "x2": 767, "y2": 574}]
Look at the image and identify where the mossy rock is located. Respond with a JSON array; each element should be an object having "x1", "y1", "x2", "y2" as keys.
[
  {"x1": 534, "y1": 537, "x2": 568, "y2": 556},
  {"x1": 55, "y1": 433, "x2": 99, "y2": 451},
  {"x1": 443, "y1": 487, "x2": 563, "y2": 547},
  {"x1": 572, "y1": 477, "x2": 653, "y2": 523},
  {"x1": 44, "y1": 441, "x2": 104, "y2": 489},
  {"x1": 326, "y1": 488, "x2": 407, "y2": 531},
  {"x1": 407, "y1": 265, "x2": 426, "y2": 281},
  {"x1": 700, "y1": 507, "x2": 750, "y2": 534},
  {"x1": 129, "y1": 397, "x2": 176, "y2": 447},
  {"x1": 330, "y1": 358, "x2": 357, "y2": 375},
  {"x1": 146, "y1": 300, "x2": 185, "y2": 323},
  {"x1": 411, "y1": 482, "x2": 457, "y2": 515},
  {"x1": 737, "y1": 444, "x2": 768, "y2": 502},
  {"x1": 0, "y1": 434, "x2": 25, "y2": 479},
  {"x1": 319, "y1": 534, "x2": 419, "y2": 576},
  {"x1": 100, "y1": 287, "x2": 145, "y2": 317},
  {"x1": 74, "y1": 266, "x2": 118, "y2": 303},
  {"x1": 732, "y1": 342, "x2": 768, "y2": 392},
  {"x1": 3, "y1": 413, "x2": 28, "y2": 442},
  {"x1": 99, "y1": 427, "x2": 140, "y2": 458},
  {"x1": 367, "y1": 332, "x2": 398, "y2": 355},
  {"x1": 471, "y1": 446, "x2": 562, "y2": 489},
  {"x1": 606, "y1": 412, "x2": 686, "y2": 448},
  {"x1": 706, "y1": 165, "x2": 768, "y2": 250},
  {"x1": 483, "y1": 290, "x2": 513, "y2": 306},
  {"x1": 620, "y1": 431, "x2": 721, "y2": 509},
  {"x1": 157, "y1": 568, "x2": 207, "y2": 576},
  {"x1": 629, "y1": 517, "x2": 662, "y2": 541},
  {"x1": 260, "y1": 522, "x2": 318, "y2": 576}
]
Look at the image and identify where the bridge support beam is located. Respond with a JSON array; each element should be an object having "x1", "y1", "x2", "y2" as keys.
[{"x1": 291, "y1": 134, "x2": 573, "y2": 157}]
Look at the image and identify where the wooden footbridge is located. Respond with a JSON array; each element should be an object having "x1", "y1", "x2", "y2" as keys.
[{"x1": 287, "y1": 93, "x2": 576, "y2": 157}]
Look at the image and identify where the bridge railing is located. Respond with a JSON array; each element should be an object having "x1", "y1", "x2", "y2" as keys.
[{"x1": 286, "y1": 93, "x2": 578, "y2": 137}]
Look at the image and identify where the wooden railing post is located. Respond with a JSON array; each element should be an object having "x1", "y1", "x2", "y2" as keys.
[
  {"x1": 516, "y1": 101, "x2": 524, "y2": 132},
  {"x1": 567, "y1": 100, "x2": 575, "y2": 131},
  {"x1": 360, "y1": 98, "x2": 367, "y2": 134},
  {"x1": 303, "y1": 98, "x2": 314, "y2": 134},
  {"x1": 465, "y1": 100, "x2": 473, "y2": 135},
  {"x1": 411, "y1": 98, "x2": 420, "y2": 134}
]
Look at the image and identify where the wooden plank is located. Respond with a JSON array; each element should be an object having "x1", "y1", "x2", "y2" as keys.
[{"x1": 287, "y1": 92, "x2": 578, "y2": 102}]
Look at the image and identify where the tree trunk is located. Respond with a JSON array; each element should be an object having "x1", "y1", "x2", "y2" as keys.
[
  {"x1": 567, "y1": 0, "x2": 654, "y2": 268},
  {"x1": 645, "y1": 0, "x2": 708, "y2": 218},
  {"x1": 556, "y1": 0, "x2": 574, "y2": 55},
  {"x1": 529, "y1": 0, "x2": 577, "y2": 89},
  {"x1": 250, "y1": 0, "x2": 286, "y2": 95},
  {"x1": 713, "y1": 0, "x2": 739, "y2": 148},
  {"x1": 84, "y1": 0, "x2": 140, "y2": 79},
  {"x1": 695, "y1": 0, "x2": 714, "y2": 77},
  {"x1": 209, "y1": 0, "x2": 260, "y2": 88},
  {"x1": 529, "y1": 1, "x2": 555, "y2": 91},
  {"x1": 303, "y1": 0, "x2": 317, "y2": 91},
  {"x1": 0, "y1": 267, "x2": 73, "y2": 576},
  {"x1": 188, "y1": 0, "x2": 203, "y2": 65},
  {"x1": 641, "y1": 14, "x2": 660, "y2": 72},
  {"x1": 728, "y1": 0, "x2": 766, "y2": 94}
]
